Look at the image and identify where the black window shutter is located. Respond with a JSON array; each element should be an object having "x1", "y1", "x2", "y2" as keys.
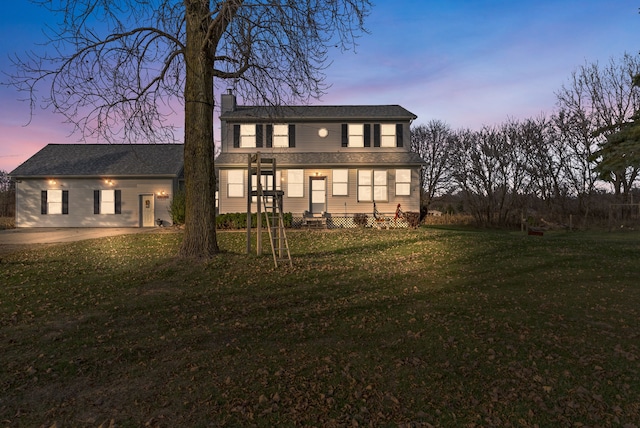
[
  {"x1": 115, "y1": 190, "x2": 122, "y2": 214},
  {"x1": 62, "y1": 190, "x2": 69, "y2": 215},
  {"x1": 289, "y1": 124, "x2": 296, "y2": 147},
  {"x1": 41, "y1": 190, "x2": 47, "y2": 215},
  {"x1": 396, "y1": 124, "x2": 403, "y2": 147},
  {"x1": 266, "y1": 124, "x2": 273, "y2": 148},
  {"x1": 374, "y1": 124, "x2": 381, "y2": 147},
  {"x1": 364, "y1": 124, "x2": 371, "y2": 147},
  {"x1": 233, "y1": 124, "x2": 240, "y2": 148},
  {"x1": 341, "y1": 124, "x2": 348, "y2": 147},
  {"x1": 255, "y1": 124, "x2": 263, "y2": 148},
  {"x1": 94, "y1": 190, "x2": 100, "y2": 214}
]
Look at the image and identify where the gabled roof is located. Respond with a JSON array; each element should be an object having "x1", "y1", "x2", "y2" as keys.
[
  {"x1": 220, "y1": 105, "x2": 417, "y2": 122},
  {"x1": 216, "y1": 152, "x2": 424, "y2": 168},
  {"x1": 10, "y1": 144, "x2": 184, "y2": 177}
]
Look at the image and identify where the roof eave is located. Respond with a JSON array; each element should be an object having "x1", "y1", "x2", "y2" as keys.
[
  {"x1": 220, "y1": 115, "x2": 417, "y2": 122},
  {"x1": 11, "y1": 173, "x2": 182, "y2": 179}
]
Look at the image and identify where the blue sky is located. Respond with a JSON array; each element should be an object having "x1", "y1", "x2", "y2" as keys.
[{"x1": 1, "y1": 0, "x2": 639, "y2": 171}]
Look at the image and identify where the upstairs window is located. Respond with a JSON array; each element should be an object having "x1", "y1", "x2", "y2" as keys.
[
  {"x1": 272, "y1": 124, "x2": 289, "y2": 148},
  {"x1": 348, "y1": 124, "x2": 364, "y2": 147},
  {"x1": 381, "y1": 124, "x2": 397, "y2": 147},
  {"x1": 343, "y1": 123, "x2": 403, "y2": 148},
  {"x1": 240, "y1": 124, "x2": 256, "y2": 148}
]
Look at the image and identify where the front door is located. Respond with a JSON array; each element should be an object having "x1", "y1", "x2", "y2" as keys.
[
  {"x1": 310, "y1": 177, "x2": 326, "y2": 214},
  {"x1": 140, "y1": 194, "x2": 155, "y2": 227}
]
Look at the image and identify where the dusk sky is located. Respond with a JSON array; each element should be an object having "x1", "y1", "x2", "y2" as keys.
[{"x1": 1, "y1": 1, "x2": 639, "y2": 172}]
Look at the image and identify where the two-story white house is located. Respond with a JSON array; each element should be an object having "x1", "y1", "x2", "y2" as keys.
[{"x1": 215, "y1": 90, "x2": 423, "y2": 226}]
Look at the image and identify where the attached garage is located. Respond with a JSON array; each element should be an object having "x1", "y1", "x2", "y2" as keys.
[{"x1": 10, "y1": 144, "x2": 184, "y2": 228}]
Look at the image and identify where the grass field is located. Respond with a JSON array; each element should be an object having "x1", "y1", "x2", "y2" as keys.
[{"x1": 1, "y1": 227, "x2": 639, "y2": 427}]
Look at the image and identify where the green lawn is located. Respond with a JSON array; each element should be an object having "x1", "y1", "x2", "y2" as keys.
[{"x1": 1, "y1": 228, "x2": 639, "y2": 427}]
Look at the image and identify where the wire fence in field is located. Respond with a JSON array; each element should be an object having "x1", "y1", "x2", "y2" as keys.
[{"x1": 609, "y1": 204, "x2": 640, "y2": 231}]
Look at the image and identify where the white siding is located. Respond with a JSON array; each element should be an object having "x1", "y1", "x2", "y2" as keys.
[
  {"x1": 217, "y1": 167, "x2": 421, "y2": 216},
  {"x1": 220, "y1": 122, "x2": 412, "y2": 154},
  {"x1": 15, "y1": 177, "x2": 176, "y2": 228}
]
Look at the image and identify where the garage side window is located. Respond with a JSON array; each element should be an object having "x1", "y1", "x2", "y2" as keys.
[
  {"x1": 41, "y1": 190, "x2": 69, "y2": 215},
  {"x1": 94, "y1": 189, "x2": 122, "y2": 214}
]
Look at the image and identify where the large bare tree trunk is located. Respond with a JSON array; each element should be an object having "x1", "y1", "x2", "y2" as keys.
[
  {"x1": 10, "y1": 0, "x2": 372, "y2": 260},
  {"x1": 180, "y1": 0, "x2": 219, "y2": 259}
]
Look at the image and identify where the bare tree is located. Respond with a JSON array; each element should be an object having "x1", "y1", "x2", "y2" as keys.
[
  {"x1": 524, "y1": 115, "x2": 575, "y2": 218},
  {"x1": 0, "y1": 170, "x2": 15, "y2": 218},
  {"x1": 9, "y1": 0, "x2": 371, "y2": 259},
  {"x1": 0, "y1": 171, "x2": 10, "y2": 193},
  {"x1": 410, "y1": 120, "x2": 454, "y2": 213},
  {"x1": 555, "y1": 54, "x2": 640, "y2": 202},
  {"x1": 450, "y1": 122, "x2": 540, "y2": 227},
  {"x1": 551, "y1": 108, "x2": 600, "y2": 218},
  {"x1": 450, "y1": 127, "x2": 509, "y2": 226},
  {"x1": 515, "y1": 116, "x2": 556, "y2": 201}
]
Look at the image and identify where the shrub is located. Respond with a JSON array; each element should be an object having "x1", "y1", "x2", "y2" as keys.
[
  {"x1": 405, "y1": 211, "x2": 421, "y2": 228},
  {"x1": 0, "y1": 217, "x2": 14, "y2": 230},
  {"x1": 216, "y1": 212, "x2": 293, "y2": 230},
  {"x1": 353, "y1": 213, "x2": 368, "y2": 227},
  {"x1": 282, "y1": 212, "x2": 293, "y2": 227},
  {"x1": 169, "y1": 190, "x2": 186, "y2": 225}
]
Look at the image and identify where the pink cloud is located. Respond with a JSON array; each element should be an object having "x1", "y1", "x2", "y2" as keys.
[{"x1": 0, "y1": 99, "x2": 77, "y2": 172}]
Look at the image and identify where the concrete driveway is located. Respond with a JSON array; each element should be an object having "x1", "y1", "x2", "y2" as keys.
[{"x1": 0, "y1": 227, "x2": 156, "y2": 255}]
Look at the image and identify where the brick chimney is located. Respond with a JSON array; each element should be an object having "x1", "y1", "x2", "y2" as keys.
[{"x1": 221, "y1": 89, "x2": 236, "y2": 113}]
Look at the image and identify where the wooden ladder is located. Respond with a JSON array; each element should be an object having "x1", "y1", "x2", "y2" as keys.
[{"x1": 262, "y1": 190, "x2": 292, "y2": 268}]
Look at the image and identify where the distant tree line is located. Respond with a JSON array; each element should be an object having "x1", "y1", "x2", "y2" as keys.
[
  {"x1": 411, "y1": 53, "x2": 640, "y2": 228},
  {"x1": 0, "y1": 170, "x2": 15, "y2": 218}
]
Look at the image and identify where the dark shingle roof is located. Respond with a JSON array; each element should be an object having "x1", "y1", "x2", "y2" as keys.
[
  {"x1": 220, "y1": 105, "x2": 417, "y2": 122},
  {"x1": 216, "y1": 152, "x2": 424, "y2": 168},
  {"x1": 10, "y1": 144, "x2": 184, "y2": 177}
]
